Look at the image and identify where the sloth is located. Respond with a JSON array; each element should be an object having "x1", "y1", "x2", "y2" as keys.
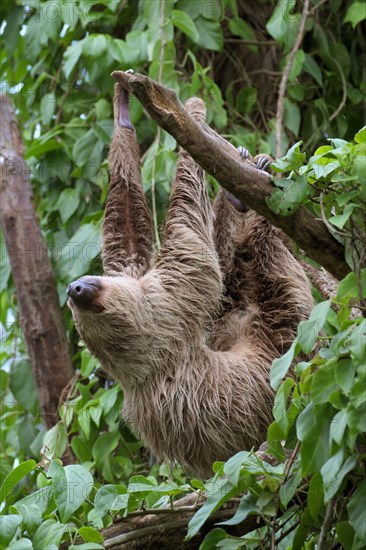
[{"x1": 67, "y1": 85, "x2": 313, "y2": 477}]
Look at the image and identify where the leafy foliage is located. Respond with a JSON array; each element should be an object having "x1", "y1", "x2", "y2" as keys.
[{"x1": 1, "y1": 0, "x2": 365, "y2": 548}]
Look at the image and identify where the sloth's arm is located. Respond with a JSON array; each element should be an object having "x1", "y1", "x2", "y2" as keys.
[
  {"x1": 155, "y1": 98, "x2": 222, "y2": 321},
  {"x1": 102, "y1": 84, "x2": 153, "y2": 277}
]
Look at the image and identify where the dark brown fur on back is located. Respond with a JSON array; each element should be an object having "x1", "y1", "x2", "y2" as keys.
[{"x1": 68, "y1": 93, "x2": 313, "y2": 478}]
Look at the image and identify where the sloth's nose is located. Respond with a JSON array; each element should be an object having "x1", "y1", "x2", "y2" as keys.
[{"x1": 67, "y1": 277, "x2": 102, "y2": 309}]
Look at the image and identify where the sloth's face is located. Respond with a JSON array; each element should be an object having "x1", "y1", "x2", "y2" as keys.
[{"x1": 67, "y1": 275, "x2": 148, "y2": 374}]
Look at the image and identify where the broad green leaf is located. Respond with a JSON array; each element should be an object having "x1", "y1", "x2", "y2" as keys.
[
  {"x1": 12, "y1": 487, "x2": 53, "y2": 516},
  {"x1": 26, "y1": 138, "x2": 63, "y2": 159},
  {"x1": 0, "y1": 515, "x2": 22, "y2": 547},
  {"x1": 217, "y1": 493, "x2": 259, "y2": 526},
  {"x1": 40, "y1": 92, "x2": 56, "y2": 125},
  {"x1": 228, "y1": 18, "x2": 258, "y2": 53},
  {"x1": 194, "y1": 16, "x2": 224, "y2": 51},
  {"x1": 92, "y1": 431, "x2": 119, "y2": 468},
  {"x1": 187, "y1": 479, "x2": 235, "y2": 539},
  {"x1": 330, "y1": 408, "x2": 349, "y2": 446},
  {"x1": 171, "y1": 10, "x2": 199, "y2": 42},
  {"x1": 337, "y1": 270, "x2": 366, "y2": 302},
  {"x1": 63, "y1": 41, "x2": 83, "y2": 79},
  {"x1": 354, "y1": 126, "x2": 366, "y2": 143},
  {"x1": 82, "y1": 34, "x2": 108, "y2": 57},
  {"x1": 13, "y1": 503, "x2": 41, "y2": 536},
  {"x1": 288, "y1": 49, "x2": 305, "y2": 82},
  {"x1": 33, "y1": 519, "x2": 65, "y2": 550},
  {"x1": 347, "y1": 479, "x2": 366, "y2": 541},
  {"x1": 200, "y1": 528, "x2": 228, "y2": 549},
  {"x1": 273, "y1": 378, "x2": 295, "y2": 434},
  {"x1": 43, "y1": 423, "x2": 67, "y2": 458},
  {"x1": 322, "y1": 453, "x2": 356, "y2": 503},
  {"x1": 8, "y1": 539, "x2": 33, "y2": 550},
  {"x1": 55, "y1": 188, "x2": 80, "y2": 223},
  {"x1": 78, "y1": 526, "x2": 104, "y2": 544},
  {"x1": 59, "y1": 223, "x2": 101, "y2": 280},
  {"x1": 94, "y1": 484, "x2": 129, "y2": 513},
  {"x1": 344, "y1": 2, "x2": 366, "y2": 28},
  {"x1": 266, "y1": 0, "x2": 301, "y2": 52},
  {"x1": 336, "y1": 522, "x2": 355, "y2": 550},
  {"x1": 284, "y1": 98, "x2": 301, "y2": 136},
  {"x1": 223, "y1": 451, "x2": 250, "y2": 486},
  {"x1": 0, "y1": 460, "x2": 36, "y2": 503},
  {"x1": 49, "y1": 461, "x2": 94, "y2": 522},
  {"x1": 72, "y1": 129, "x2": 104, "y2": 167},
  {"x1": 297, "y1": 403, "x2": 330, "y2": 476},
  {"x1": 304, "y1": 54, "x2": 323, "y2": 86},
  {"x1": 310, "y1": 360, "x2": 338, "y2": 404},
  {"x1": 307, "y1": 472, "x2": 324, "y2": 520},
  {"x1": 270, "y1": 340, "x2": 300, "y2": 390},
  {"x1": 297, "y1": 300, "x2": 331, "y2": 354},
  {"x1": 329, "y1": 203, "x2": 356, "y2": 229},
  {"x1": 69, "y1": 544, "x2": 104, "y2": 550}
]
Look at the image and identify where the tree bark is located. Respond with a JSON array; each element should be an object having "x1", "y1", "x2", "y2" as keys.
[
  {"x1": 0, "y1": 95, "x2": 74, "y2": 428},
  {"x1": 112, "y1": 71, "x2": 349, "y2": 281}
]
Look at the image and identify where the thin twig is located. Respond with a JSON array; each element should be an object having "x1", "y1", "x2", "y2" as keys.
[
  {"x1": 275, "y1": 0, "x2": 310, "y2": 158},
  {"x1": 318, "y1": 498, "x2": 336, "y2": 549},
  {"x1": 150, "y1": 0, "x2": 166, "y2": 249},
  {"x1": 329, "y1": 59, "x2": 347, "y2": 122}
]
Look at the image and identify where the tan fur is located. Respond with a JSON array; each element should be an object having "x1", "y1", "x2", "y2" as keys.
[{"x1": 69, "y1": 93, "x2": 313, "y2": 478}]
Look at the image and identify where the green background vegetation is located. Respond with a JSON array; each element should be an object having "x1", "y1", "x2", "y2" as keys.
[{"x1": 0, "y1": 0, "x2": 365, "y2": 548}]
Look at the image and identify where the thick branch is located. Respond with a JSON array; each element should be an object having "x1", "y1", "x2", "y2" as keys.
[
  {"x1": 0, "y1": 95, "x2": 74, "y2": 428},
  {"x1": 112, "y1": 71, "x2": 349, "y2": 280}
]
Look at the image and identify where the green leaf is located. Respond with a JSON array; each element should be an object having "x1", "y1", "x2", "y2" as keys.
[
  {"x1": 355, "y1": 126, "x2": 366, "y2": 143},
  {"x1": 43, "y1": 423, "x2": 67, "y2": 458},
  {"x1": 337, "y1": 270, "x2": 366, "y2": 302},
  {"x1": 310, "y1": 360, "x2": 338, "y2": 404},
  {"x1": 40, "y1": 92, "x2": 56, "y2": 125},
  {"x1": 49, "y1": 461, "x2": 94, "y2": 522},
  {"x1": 344, "y1": 2, "x2": 366, "y2": 28},
  {"x1": 187, "y1": 479, "x2": 235, "y2": 539},
  {"x1": 297, "y1": 403, "x2": 330, "y2": 476},
  {"x1": 55, "y1": 188, "x2": 80, "y2": 223},
  {"x1": 171, "y1": 10, "x2": 199, "y2": 42},
  {"x1": 92, "y1": 431, "x2": 119, "y2": 468},
  {"x1": 347, "y1": 479, "x2": 366, "y2": 541},
  {"x1": 194, "y1": 16, "x2": 224, "y2": 51},
  {"x1": 94, "y1": 484, "x2": 129, "y2": 513},
  {"x1": 322, "y1": 453, "x2": 356, "y2": 503},
  {"x1": 26, "y1": 138, "x2": 63, "y2": 159},
  {"x1": 69, "y1": 544, "x2": 104, "y2": 550},
  {"x1": 273, "y1": 378, "x2": 295, "y2": 434},
  {"x1": 223, "y1": 451, "x2": 250, "y2": 486},
  {"x1": 82, "y1": 34, "x2": 108, "y2": 57},
  {"x1": 78, "y1": 526, "x2": 104, "y2": 544},
  {"x1": 8, "y1": 539, "x2": 33, "y2": 550},
  {"x1": 329, "y1": 203, "x2": 355, "y2": 229},
  {"x1": 0, "y1": 515, "x2": 22, "y2": 547},
  {"x1": 288, "y1": 49, "x2": 305, "y2": 82},
  {"x1": 271, "y1": 340, "x2": 300, "y2": 390},
  {"x1": 59, "y1": 223, "x2": 101, "y2": 280},
  {"x1": 217, "y1": 493, "x2": 259, "y2": 526},
  {"x1": 297, "y1": 300, "x2": 331, "y2": 354},
  {"x1": 199, "y1": 529, "x2": 228, "y2": 549},
  {"x1": 304, "y1": 54, "x2": 323, "y2": 86},
  {"x1": 63, "y1": 41, "x2": 82, "y2": 79},
  {"x1": 228, "y1": 18, "x2": 258, "y2": 53},
  {"x1": 307, "y1": 472, "x2": 324, "y2": 520},
  {"x1": 13, "y1": 503, "x2": 41, "y2": 536},
  {"x1": 330, "y1": 408, "x2": 348, "y2": 445},
  {"x1": 33, "y1": 519, "x2": 65, "y2": 550},
  {"x1": 0, "y1": 460, "x2": 36, "y2": 503},
  {"x1": 72, "y1": 129, "x2": 104, "y2": 167},
  {"x1": 284, "y1": 98, "x2": 301, "y2": 136}
]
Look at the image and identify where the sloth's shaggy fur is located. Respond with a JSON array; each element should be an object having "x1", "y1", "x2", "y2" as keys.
[{"x1": 68, "y1": 89, "x2": 313, "y2": 477}]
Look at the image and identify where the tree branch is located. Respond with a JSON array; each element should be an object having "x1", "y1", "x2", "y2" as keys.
[
  {"x1": 0, "y1": 95, "x2": 74, "y2": 428},
  {"x1": 111, "y1": 71, "x2": 349, "y2": 280}
]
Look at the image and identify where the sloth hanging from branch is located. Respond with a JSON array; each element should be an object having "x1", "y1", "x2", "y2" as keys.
[{"x1": 67, "y1": 83, "x2": 313, "y2": 478}]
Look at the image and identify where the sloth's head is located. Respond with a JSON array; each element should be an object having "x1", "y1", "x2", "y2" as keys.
[{"x1": 67, "y1": 275, "x2": 152, "y2": 381}]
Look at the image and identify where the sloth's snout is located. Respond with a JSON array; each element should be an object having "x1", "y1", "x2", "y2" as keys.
[{"x1": 67, "y1": 277, "x2": 103, "y2": 311}]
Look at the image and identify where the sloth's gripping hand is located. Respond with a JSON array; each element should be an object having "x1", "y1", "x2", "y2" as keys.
[{"x1": 226, "y1": 148, "x2": 273, "y2": 212}]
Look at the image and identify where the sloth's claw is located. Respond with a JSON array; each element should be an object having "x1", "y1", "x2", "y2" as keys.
[
  {"x1": 237, "y1": 146, "x2": 252, "y2": 161},
  {"x1": 254, "y1": 154, "x2": 272, "y2": 174}
]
